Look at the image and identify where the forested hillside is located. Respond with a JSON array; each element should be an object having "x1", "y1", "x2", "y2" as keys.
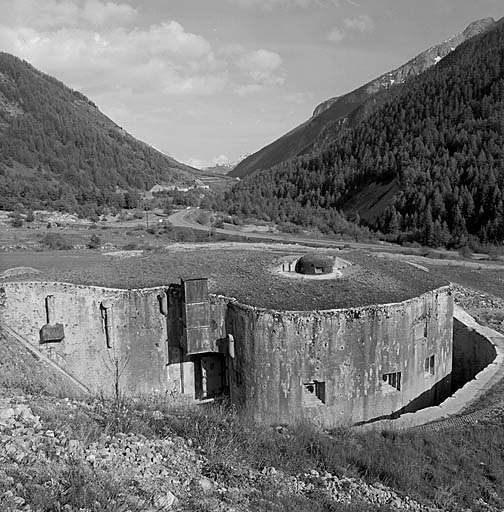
[
  {"x1": 0, "y1": 53, "x2": 200, "y2": 214},
  {"x1": 220, "y1": 18, "x2": 504, "y2": 246},
  {"x1": 230, "y1": 18, "x2": 495, "y2": 180}
]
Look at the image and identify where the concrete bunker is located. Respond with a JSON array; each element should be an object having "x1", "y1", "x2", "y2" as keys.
[
  {"x1": 1, "y1": 249, "x2": 484, "y2": 428},
  {"x1": 295, "y1": 253, "x2": 334, "y2": 275}
]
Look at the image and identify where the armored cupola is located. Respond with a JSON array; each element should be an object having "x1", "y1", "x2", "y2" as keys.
[{"x1": 295, "y1": 253, "x2": 333, "y2": 275}]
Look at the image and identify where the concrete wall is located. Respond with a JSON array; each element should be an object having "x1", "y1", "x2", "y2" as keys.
[
  {"x1": 0, "y1": 281, "x2": 453, "y2": 428},
  {"x1": 452, "y1": 317, "x2": 497, "y2": 391},
  {"x1": 226, "y1": 286, "x2": 453, "y2": 428},
  {"x1": 355, "y1": 306, "x2": 504, "y2": 431},
  {"x1": 0, "y1": 281, "x2": 169, "y2": 395},
  {"x1": 0, "y1": 281, "x2": 231, "y2": 398}
]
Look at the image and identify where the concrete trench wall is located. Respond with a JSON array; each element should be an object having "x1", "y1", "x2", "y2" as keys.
[
  {"x1": 0, "y1": 281, "x2": 454, "y2": 428},
  {"x1": 452, "y1": 317, "x2": 497, "y2": 391},
  {"x1": 355, "y1": 306, "x2": 504, "y2": 431},
  {"x1": 226, "y1": 286, "x2": 453, "y2": 427}
]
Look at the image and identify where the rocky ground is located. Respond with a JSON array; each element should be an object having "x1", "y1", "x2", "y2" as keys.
[
  {"x1": 0, "y1": 394, "x2": 442, "y2": 512},
  {"x1": 452, "y1": 284, "x2": 504, "y2": 334}
]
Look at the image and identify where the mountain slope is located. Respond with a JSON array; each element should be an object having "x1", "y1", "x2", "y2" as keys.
[
  {"x1": 230, "y1": 17, "x2": 496, "y2": 179},
  {"x1": 222, "y1": 18, "x2": 504, "y2": 246},
  {"x1": 0, "y1": 52, "x2": 204, "y2": 212}
]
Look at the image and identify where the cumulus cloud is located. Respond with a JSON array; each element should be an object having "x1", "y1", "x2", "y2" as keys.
[
  {"x1": 0, "y1": 21, "x2": 223, "y2": 96},
  {"x1": 183, "y1": 154, "x2": 231, "y2": 170},
  {"x1": 0, "y1": 0, "x2": 285, "y2": 98},
  {"x1": 327, "y1": 13, "x2": 374, "y2": 43},
  {"x1": 237, "y1": 49, "x2": 284, "y2": 86},
  {"x1": 343, "y1": 14, "x2": 375, "y2": 32},
  {"x1": 327, "y1": 27, "x2": 345, "y2": 43}
]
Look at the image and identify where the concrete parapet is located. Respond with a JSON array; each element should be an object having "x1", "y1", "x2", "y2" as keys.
[
  {"x1": 356, "y1": 305, "x2": 504, "y2": 431},
  {"x1": 0, "y1": 279, "x2": 456, "y2": 427}
]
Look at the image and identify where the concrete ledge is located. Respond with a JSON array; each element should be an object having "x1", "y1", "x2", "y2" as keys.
[{"x1": 356, "y1": 305, "x2": 504, "y2": 431}]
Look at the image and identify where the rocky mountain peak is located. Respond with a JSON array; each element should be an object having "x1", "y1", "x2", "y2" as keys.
[{"x1": 312, "y1": 18, "x2": 496, "y2": 118}]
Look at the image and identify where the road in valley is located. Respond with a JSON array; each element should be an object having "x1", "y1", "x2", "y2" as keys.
[{"x1": 167, "y1": 208, "x2": 399, "y2": 252}]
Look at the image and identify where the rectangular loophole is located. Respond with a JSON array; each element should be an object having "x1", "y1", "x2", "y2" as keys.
[
  {"x1": 303, "y1": 381, "x2": 326, "y2": 404},
  {"x1": 382, "y1": 372, "x2": 401, "y2": 391},
  {"x1": 425, "y1": 355, "x2": 435, "y2": 375}
]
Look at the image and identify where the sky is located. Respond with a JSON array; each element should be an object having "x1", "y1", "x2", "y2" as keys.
[{"x1": 0, "y1": 0, "x2": 503, "y2": 169}]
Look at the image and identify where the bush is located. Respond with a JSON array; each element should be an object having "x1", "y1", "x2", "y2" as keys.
[
  {"x1": 458, "y1": 246, "x2": 473, "y2": 259},
  {"x1": 88, "y1": 234, "x2": 101, "y2": 249},
  {"x1": 40, "y1": 233, "x2": 73, "y2": 250},
  {"x1": 278, "y1": 222, "x2": 301, "y2": 234},
  {"x1": 10, "y1": 213, "x2": 23, "y2": 227}
]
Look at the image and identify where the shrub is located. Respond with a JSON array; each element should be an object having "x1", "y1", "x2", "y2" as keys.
[
  {"x1": 458, "y1": 246, "x2": 473, "y2": 259},
  {"x1": 278, "y1": 222, "x2": 301, "y2": 234},
  {"x1": 88, "y1": 234, "x2": 101, "y2": 249},
  {"x1": 40, "y1": 233, "x2": 73, "y2": 250},
  {"x1": 10, "y1": 213, "x2": 23, "y2": 227}
]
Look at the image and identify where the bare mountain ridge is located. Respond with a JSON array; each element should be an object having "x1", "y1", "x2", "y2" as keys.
[
  {"x1": 230, "y1": 17, "x2": 496, "y2": 179},
  {"x1": 313, "y1": 18, "x2": 496, "y2": 117}
]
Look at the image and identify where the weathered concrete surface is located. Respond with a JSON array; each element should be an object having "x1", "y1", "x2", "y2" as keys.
[
  {"x1": 227, "y1": 286, "x2": 453, "y2": 428},
  {"x1": 0, "y1": 281, "x2": 231, "y2": 398},
  {"x1": 356, "y1": 305, "x2": 504, "y2": 431},
  {"x1": 452, "y1": 314, "x2": 497, "y2": 391},
  {"x1": 0, "y1": 282, "x2": 169, "y2": 395},
  {"x1": 0, "y1": 323, "x2": 90, "y2": 396},
  {"x1": 0, "y1": 280, "x2": 454, "y2": 427}
]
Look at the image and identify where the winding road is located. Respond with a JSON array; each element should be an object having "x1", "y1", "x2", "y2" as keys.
[{"x1": 168, "y1": 208, "x2": 399, "y2": 251}]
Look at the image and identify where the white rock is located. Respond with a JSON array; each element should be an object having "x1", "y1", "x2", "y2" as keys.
[
  {"x1": 198, "y1": 477, "x2": 213, "y2": 492},
  {"x1": 154, "y1": 491, "x2": 178, "y2": 509},
  {"x1": 0, "y1": 408, "x2": 15, "y2": 420}
]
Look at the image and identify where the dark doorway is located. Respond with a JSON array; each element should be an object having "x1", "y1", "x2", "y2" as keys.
[{"x1": 194, "y1": 353, "x2": 227, "y2": 399}]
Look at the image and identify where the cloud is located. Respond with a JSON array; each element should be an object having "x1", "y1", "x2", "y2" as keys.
[
  {"x1": 0, "y1": 21, "x2": 223, "y2": 96},
  {"x1": 237, "y1": 49, "x2": 284, "y2": 86},
  {"x1": 183, "y1": 154, "x2": 231, "y2": 170},
  {"x1": 327, "y1": 13, "x2": 374, "y2": 43},
  {"x1": 343, "y1": 14, "x2": 374, "y2": 32},
  {"x1": 228, "y1": 0, "x2": 340, "y2": 9},
  {"x1": 284, "y1": 91, "x2": 314, "y2": 104},
  {"x1": 327, "y1": 27, "x2": 345, "y2": 43},
  {"x1": 3, "y1": 0, "x2": 137, "y2": 30},
  {"x1": 0, "y1": 0, "x2": 285, "y2": 99}
]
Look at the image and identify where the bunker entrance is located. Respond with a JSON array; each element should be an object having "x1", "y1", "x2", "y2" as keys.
[{"x1": 193, "y1": 353, "x2": 227, "y2": 400}]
